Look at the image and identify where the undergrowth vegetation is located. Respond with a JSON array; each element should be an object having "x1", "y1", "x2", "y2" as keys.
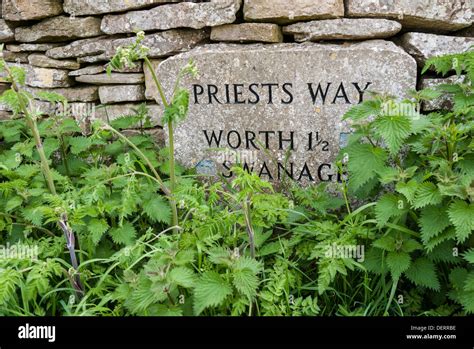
[{"x1": 0, "y1": 34, "x2": 472, "y2": 316}]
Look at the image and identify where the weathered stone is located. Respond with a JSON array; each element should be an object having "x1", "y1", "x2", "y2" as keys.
[
  {"x1": 154, "y1": 41, "x2": 416, "y2": 182},
  {"x1": 0, "y1": 19, "x2": 14, "y2": 42},
  {"x1": 2, "y1": 0, "x2": 62, "y2": 21},
  {"x1": 28, "y1": 54, "x2": 80, "y2": 70},
  {"x1": 15, "y1": 16, "x2": 103, "y2": 43},
  {"x1": 400, "y1": 32, "x2": 474, "y2": 66},
  {"x1": 243, "y1": 0, "x2": 344, "y2": 24},
  {"x1": 68, "y1": 65, "x2": 105, "y2": 77},
  {"x1": 420, "y1": 75, "x2": 465, "y2": 111},
  {"x1": 211, "y1": 23, "x2": 283, "y2": 43},
  {"x1": 75, "y1": 73, "x2": 145, "y2": 85},
  {"x1": 3, "y1": 64, "x2": 75, "y2": 88},
  {"x1": 64, "y1": 0, "x2": 184, "y2": 16},
  {"x1": 346, "y1": 0, "x2": 472, "y2": 31},
  {"x1": 144, "y1": 59, "x2": 163, "y2": 100},
  {"x1": 26, "y1": 66, "x2": 74, "y2": 88},
  {"x1": 101, "y1": 0, "x2": 241, "y2": 34},
  {"x1": 93, "y1": 103, "x2": 162, "y2": 127},
  {"x1": 3, "y1": 50, "x2": 29, "y2": 63},
  {"x1": 46, "y1": 36, "x2": 112, "y2": 59},
  {"x1": 99, "y1": 85, "x2": 146, "y2": 104},
  {"x1": 6, "y1": 43, "x2": 62, "y2": 52},
  {"x1": 283, "y1": 19, "x2": 401, "y2": 42},
  {"x1": 22, "y1": 85, "x2": 99, "y2": 102},
  {"x1": 46, "y1": 30, "x2": 208, "y2": 61},
  {"x1": 69, "y1": 63, "x2": 142, "y2": 75}
]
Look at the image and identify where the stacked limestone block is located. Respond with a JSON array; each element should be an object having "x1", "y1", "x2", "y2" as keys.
[{"x1": 0, "y1": 0, "x2": 472, "y2": 133}]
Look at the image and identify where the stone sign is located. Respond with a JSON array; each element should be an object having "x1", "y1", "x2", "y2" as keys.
[{"x1": 153, "y1": 41, "x2": 417, "y2": 183}]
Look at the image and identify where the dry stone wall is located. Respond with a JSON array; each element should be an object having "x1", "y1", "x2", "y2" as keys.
[{"x1": 0, "y1": 0, "x2": 472, "y2": 182}]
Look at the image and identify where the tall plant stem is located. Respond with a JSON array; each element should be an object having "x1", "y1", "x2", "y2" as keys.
[
  {"x1": 4, "y1": 63, "x2": 84, "y2": 297},
  {"x1": 143, "y1": 57, "x2": 179, "y2": 233}
]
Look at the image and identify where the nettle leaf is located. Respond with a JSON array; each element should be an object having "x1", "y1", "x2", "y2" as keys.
[
  {"x1": 416, "y1": 88, "x2": 443, "y2": 101},
  {"x1": 143, "y1": 194, "x2": 171, "y2": 224},
  {"x1": 375, "y1": 194, "x2": 407, "y2": 227},
  {"x1": 110, "y1": 115, "x2": 143, "y2": 130},
  {"x1": 343, "y1": 99, "x2": 381, "y2": 121},
  {"x1": 109, "y1": 222, "x2": 136, "y2": 246},
  {"x1": 386, "y1": 251, "x2": 411, "y2": 279},
  {"x1": 21, "y1": 206, "x2": 44, "y2": 226},
  {"x1": 89, "y1": 218, "x2": 109, "y2": 245},
  {"x1": 424, "y1": 227, "x2": 457, "y2": 252},
  {"x1": 346, "y1": 143, "x2": 387, "y2": 191},
  {"x1": 419, "y1": 205, "x2": 451, "y2": 244},
  {"x1": 448, "y1": 200, "x2": 474, "y2": 243},
  {"x1": 373, "y1": 235, "x2": 396, "y2": 252},
  {"x1": 401, "y1": 239, "x2": 422, "y2": 253},
  {"x1": 395, "y1": 180, "x2": 418, "y2": 204},
  {"x1": 405, "y1": 257, "x2": 440, "y2": 291},
  {"x1": 41, "y1": 138, "x2": 60, "y2": 159},
  {"x1": 232, "y1": 268, "x2": 259, "y2": 299},
  {"x1": 427, "y1": 240, "x2": 459, "y2": 264},
  {"x1": 364, "y1": 247, "x2": 385, "y2": 274},
  {"x1": 169, "y1": 267, "x2": 196, "y2": 288},
  {"x1": 193, "y1": 271, "x2": 233, "y2": 315},
  {"x1": 413, "y1": 182, "x2": 443, "y2": 209},
  {"x1": 373, "y1": 114, "x2": 412, "y2": 155},
  {"x1": 5, "y1": 196, "x2": 22, "y2": 212},
  {"x1": 463, "y1": 249, "x2": 474, "y2": 264},
  {"x1": 68, "y1": 136, "x2": 92, "y2": 155}
]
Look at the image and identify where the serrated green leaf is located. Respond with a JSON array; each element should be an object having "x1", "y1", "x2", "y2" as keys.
[
  {"x1": 401, "y1": 238, "x2": 422, "y2": 253},
  {"x1": 346, "y1": 143, "x2": 387, "y2": 191},
  {"x1": 463, "y1": 249, "x2": 474, "y2": 264},
  {"x1": 110, "y1": 115, "x2": 143, "y2": 130},
  {"x1": 169, "y1": 267, "x2": 196, "y2": 288},
  {"x1": 386, "y1": 251, "x2": 411, "y2": 279},
  {"x1": 232, "y1": 268, "x2": 259, "y2": 299},
  {"x1": 143, "y1": 194, "x2": 171, "y2": 224},
  {"x1": 373, "y1": 114, "x2": 412, "y2": 155},
  {"x1": 413, "y1": 182, "x2": 443, "y2": 209},
  {"x1": 41, "y1": 137, "x2": 60, "y2": 159},
  {"x1": 5, "y1": 196, "x2": 22, "y2": 212},
  {"x1": 193, "y1": 271, "x2": 232, "y2": 315},
  {"x1": 109, "y1": 222, "x2": 136, "y2": 246},
  {"x1": 343, "y1": 99, "x2": 381, "y2": 121},
  {"x1": 405, "y1": 257, "x2": 440, "y2": 291},
  {"x1": 373, "y1": 235, "x2": 396, "y2": 252},
  {"x1": 364, "y1": 247, "x2": 385, "y2": 274},
  {"x1": 448, "y1": 200, "x2": 474, "y2": 243},
  {"x1": 375, "y1": 194, "x2": 407, "y2": 227},
  {"x1": 68, "y1": 136, "x2": 92, "y2": 155},
  {"x1": 419, "y1": 205, "x2": 451, "y2": 244},
  {"x1": 89, "y1": 218, "x2": 109, "y2": 245}
]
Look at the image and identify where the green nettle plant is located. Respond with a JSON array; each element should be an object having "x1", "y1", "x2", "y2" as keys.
[
  {"x1": 0, "y1": 47, "x2": 84, "y2": 298},
  {"x1": 340, "y1": 49, "x2": 474, "y2": 314},
  {"x1": 0, "y1": 29, "x2": 472, "y2": 316}
]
